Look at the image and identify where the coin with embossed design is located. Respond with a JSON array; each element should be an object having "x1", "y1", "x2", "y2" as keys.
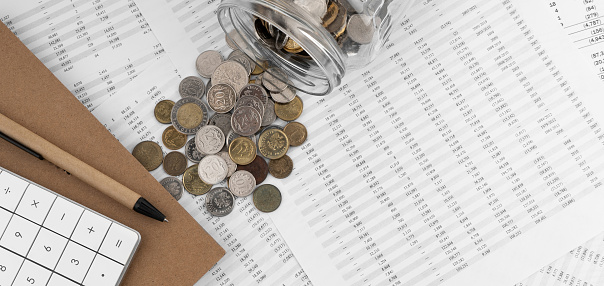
[
  {"x1": 195, "y1": 125, "x2": 225, "y2": 155},
  {"x1": 268, "y1": 155, "x2": 293, "y2": 179},
  {"x1": 212, "y1": 61, "x2": 249, "y2": 94},
  {"x1": 262, "y1": 99, "x2": 277, "y2": 126},
  {"x1": 274, "y1": 95, "x2": 303, "y2": 121},
  {"x1": 198, "y1": 155, "x2": 228, "y2": 184},
  {"x1": 132, "y1": 141, "x2": 163, "y2": 171},
  {"x1": 185, "y1": 138, "x2": 205, "y2": 163},
  {"x1": 262, "y1": 68, "x2": 289, "y2": 93},
  {"x1": 239, "y1": 84, "x2": 268, "y2": 106},
  {"x1": 258, "y1": 129, "x2": 289, "y2": 159},
  {"x1": 163, "y1": 151, "x2": 188, "y2": 176},
  {"x1": 178, "y1": 76, "x2": 205, "y2": 99},
  {"x1": 347, "y1": 14, "x2": 375, "y2": 45},
  {"x1": 160, "y1": 177, "x2": 183, "y2": 200},
  {"x1": 154, "y1": 100, "x2": 174, "y2": 124},
  {"x1": 231, "y1": 106, "x2": 262, "y2": 136},
  {"x1": 217, "y1": 151, "x2": 237, "y2": 177},
  {"x1": 171, "y1": 97, "x2": 209, "y2": 134},
  {"x1": 253, "y1": 184, "x2": 282, "y2": 213},
  {"x1": 207, "y1": 83, "x2": 237, "y2": 113},
  {"x1": 162, "y1": 125, "x2": 187, "y2": 150},
  {"x1": 228, "y1": 137, "x2": 256, "y2": 165},
  {"x1": 196, "y1": 50, "x2": 224, "y2": 78},
  {"x1": 209, "y1": 113, "x2": 233, "y2": 139},
  {"x1": 205, "y1": 187, "x2": 235, "y2": 217},
  {"x1": 228, "y1": 170, "x2": 256, "y2": 197},
  {"x1": 283, "y1": 121, "x2": 307, "y2": 146},
  {"x1": 183, "y1": 165, "x2": 212, "y2": 195},
  {"x1": 234, "y1": 95, "x2": 264, "y2": 119}
]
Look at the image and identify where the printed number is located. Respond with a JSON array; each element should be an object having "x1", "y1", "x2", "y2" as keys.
[
  {"x1": 0, "y1": 265, "x2": 6, "y2": 272},
  {"x1": 549, "y1": 2, "x2": 556, "y2": 7},
  {"x1": 44, "y1": 246, "x2": 52, "y2": 252},
  {"x1": 14, "y1": 232, "x2": 22, "y2": 238},
  {"x1": 26, "y1": 277, "x2": 35, "y2": 284},
  {"x1": 71, "y1": 259, "x2": 79, "y2": 265}
]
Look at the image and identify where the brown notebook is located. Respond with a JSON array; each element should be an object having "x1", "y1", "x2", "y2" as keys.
[{"x1": 0, "y1": 24, "x2": 224, "y2": 285}]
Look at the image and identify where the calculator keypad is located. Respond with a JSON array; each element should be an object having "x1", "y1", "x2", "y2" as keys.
[{"x1": 0, "y1": 169, "x2": 140, "y2": 286}]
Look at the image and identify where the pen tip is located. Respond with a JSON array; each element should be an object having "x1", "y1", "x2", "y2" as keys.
[{"x1": 164, "y1": 218, "x2": 169, "y2": 223}]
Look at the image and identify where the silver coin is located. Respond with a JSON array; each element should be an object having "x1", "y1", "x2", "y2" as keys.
[
  {"x1": 198, "y1": 155, "x2": 229, "y2": 184},
  {"x1": 235, "y1": 95, "x2": 265, "y2": 119},
  {"x1": 179, "y1": 76, "x2": 206, "y2": 99},
  {"x1": 294, "y1": 0, "x2": 327, "y2": 19},
  {"x1": 231, "y1": 106, "x2": 262, "y2": 136},
  {"x1": 160, "y1": 177, "x2": 183, "y2": 201},
  {"x1": 226, "y1": 130, "x2": 257, "y2": 148},
  {"x1": 207, "y1": 83, "x2": 237, "y2": 113},
  {"x1": 262, "y1": 68, "x2": 289, "y2": 93},
  {"x1": 171, "y1": 97, "x2": 209, "y2": 135},
  {"x1": 228, "y1": 49, "x2": 256, "y2": 75},
  {"x1": 218, "y1": 151, "x2": 237, "y2": 177},
  {"x1": 196, "y1": 50, "x2": 224, "y2": 78},
  {"x1": 195, "y1": 125, "x2": 225, "y2": 155},
  {"x1": 212, "y1": 61, "x2": 249, "y2": 95},
  {"x1": 185, "y1": 138, "x2": 205, "y2": 163},
  {"x1": 347, "y1": 14, "x2": 375, "y2": 45},
  {"x1": 228, "y1": 170, "x2": 256, "y2": 197},
  {"x1": 209, "y1": 113, "x2": 233, "y2": 139},
  {"x1": 229, "y1": 54, "x2": 253, "y2": 76},
  {"x1": 261, "y1": 99, "x2": 277, "y2": 126},
  {"x1": 255, "y1": 73, "x2": 264, "y2": 87},
  {"x1": 270, "y1": 85, "x2": 296, "y2": 103},
  {"x1": 239, "y1": 84, "x2": 268, "y2": 106},
  {"x1": 205, "y1": 187, "x2": 235, "y2": 217}
]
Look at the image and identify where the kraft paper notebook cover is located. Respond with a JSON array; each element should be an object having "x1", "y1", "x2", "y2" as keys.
[{"x1": 0, "y1": 24, "x2": 224, "y2": 285}]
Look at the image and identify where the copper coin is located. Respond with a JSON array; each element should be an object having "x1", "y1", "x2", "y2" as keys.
[
  {"x1": 274, "y1": 95, "x2": 303, "y2": 121},
  {"x1": 132, "y1": 141, "x2": 163, "y2": 171},
  {"x1": 236, "y1": 155, "x2": 268, "y2": 184},
  {"x1": 253, "y1": 184, "x2": 282, "y2": 213},
  {"x1": 283, "y1": 121, "x2": 308, "y2": 146},
  {"x1": 163, "y1": 151, "x2": 188, "y2": 176},
  {"x1": 183, "y1": 165, "x2": 212, "y2": 195},
  {"x1": 268, "y1": 155, "x2": 293, "y2": 179},
  {"x1": 162, "y1": 125, "x2": 187, "y2": 150},
  {"x1": 154, "y1": 100, "x2": 174, "y2": 124}
]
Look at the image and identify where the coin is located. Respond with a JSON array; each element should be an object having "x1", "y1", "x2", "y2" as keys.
[
  {"x1": 274, "y1": 30, "x2": 289, "y2": 50},
  {"x1": 162, "y1": 125, "x2": 187, "y2": 150},
  {"x1": 283, "y1": 38, "x2": 304, "y2": 53},
  {"x1": 196, "y1": 125, "x2": 225, "y2": 155},
  {"x1": 261, "y1": 99, "x2": 277, "y2": 126},
  {"x1": 154, "y1": 100, "x2": 175, "y2": 124},
  {"x1": 262, "y1": 68, "x2": 289, "y2": 93},
  {"x1": 132, "y1": 141, "x2": 163, "y2": 171},
  {"x1": 283, "y1": 121, "x2": 308, "y2": 146},
  {"x1": 322, "y1": 1, "x2": 339, "y2": 27},
  {"x1": 231, "y1": 106, "x2": 262, "y2": 136},
  {"x1": 228, "y1": 53, "x2": 253, "y2": 75},
  {"x1": 270, "y1": 86, "x2": 296, "y2": 103},
  {"x1": 183, "y1": 165, "x2": 212, "y2": 195},
  {"x1": 226, "y1": 130, "x2": 257, "y2": 148},
  {"x1": 160, "y1": 177, "x2": 183, "y2": 200},
  {"x1": 239, "y1": 84, "x2": 268, "y2": 106},
  {"x1": 347, "y1": 14, "x2": 375, "y2": 44},
  {"x1": 253, "y1": 184, "x2": 282, "y2": 213},
  {"x1": 171, "y1": 97, "x2": 209, "y2": 134},
  {"x1": 236, "y1": 155, "x2": 269, "y2": 184},
  {"x1": 205, "y1": 187, "x2": 235, "y2": 217},
  {"x1": 229, "y1": 137, "x2": 256, "y2": 165},
  {"x1": 325, "y1": 0, "x2": 347, "y2": 37},
  {"x1": 228, "y1": 170, "x2": 256, "y2": 197},
  {"x1": 274, "y1": 95, "x2": 303, "y2": 121},
  {"x1": 179, "y1": 76, "x2": 206, "y2": 99},
  {"x1": 163, "y1": 151, "x2": 188, "y2": 176},
  {"x1": 196, "y1": 50, "x2": 224, "y2": 78},
  {"x1": 185, "y1": 138, "x2": 205, "y2": 163},
  {"x1": 198, "y1": 155, "x2": 229, "y2": 184},
  {"x1": 234, "y1": 95, "x2": 265, "y2": 119},
  {"x1": 258, "y1": 128, "x2": 289, "y2": 159},
  {"x1": 218, "y1": 151, "x2": 237, "y2": 177},
  {"x1": 269, "y1": 155, "x2": 293, "y2": 179},
  {"x1": 251, "y1": 60, "x2": 268, "y2": 75},
  {"x1": 212, "y1": 61, "x2": 249, "y2": 94},
  {"x1": 209, "y1": 113, "x2": 233, "y2": 141},
  {"x1": 207, "y1": 83, "x2": 237, "y2": 113}
]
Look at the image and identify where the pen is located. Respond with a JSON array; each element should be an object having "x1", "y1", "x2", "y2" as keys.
[{"x1": 0, "y1": 112, "x2": 168, "y2": 222}]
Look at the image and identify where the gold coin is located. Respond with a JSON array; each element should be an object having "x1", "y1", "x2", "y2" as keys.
[
  {"x1": 176, "y1": 102, "x2": 204, "y2": 129},
  {"x1": 132, "y1": 141, "x2": 163, "y2": 171},
  {"x1": 251, "y1": 60, "x2": 268, "y2": 75},
  {"x1": 268, "y1": 155, "x2": 293, "y2": 179},
  {"x1": 182, "y1": 164, "x2": 212, "y2": 195},
  {"x1": 229, "y1": 137, "x2": 256, "y2": 165},
  {"x1": 163, "y1": 151, "x2": 188, "y2": 176},
  {"x1": 321, "y1": 1, "x2": 339, "y2": 28},
  {"x1": 283, "y1": 121, "x2": 307, "y2": 147},
  {"x1": 283, "y1": 38, "x2": 304, "y2": 53},
  {"x1": 253, "y1": 184, "x2": 281, "y2": 213},
  {"x1": 258, "y1": 129, "x2": 289, "y2": 159},
  {"x1": 162, "y1": 125, "x2": 187, "y2": 150},
  {"x1": 274, "y1": 95, "x2": 303, "y2": 121},
  {"x1": 154, "y1": 100, "x2": 174, "y2": 124}
]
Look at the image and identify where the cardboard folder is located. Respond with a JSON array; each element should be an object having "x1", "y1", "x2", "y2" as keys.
[{"x1": 0, "y1": 24, "x2": 224, "y2": 285}]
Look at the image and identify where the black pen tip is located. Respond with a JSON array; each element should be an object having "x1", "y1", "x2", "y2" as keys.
[{"x1": 133, "y1": 197, "x2": 166, "y2": 222}]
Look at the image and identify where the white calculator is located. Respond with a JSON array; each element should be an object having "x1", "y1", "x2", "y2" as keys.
[{"x1": 0, "y1": 166, "x2": 141, "y2": 286}]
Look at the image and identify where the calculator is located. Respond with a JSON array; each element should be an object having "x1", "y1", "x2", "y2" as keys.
[{"x1": 0, "y1": 166, "x2": 141, "y2": 286}]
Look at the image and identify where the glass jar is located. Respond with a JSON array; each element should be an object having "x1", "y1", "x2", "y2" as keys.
[{"x1": 216, "y1": 0, "x2": 415, "y2": 96}]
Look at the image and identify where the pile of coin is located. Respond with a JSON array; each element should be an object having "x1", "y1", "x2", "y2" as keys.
[
  {"x1": 253, "y1": 0, "x2": 376, "y2": 58},
  {"x1": 132, "y1": 46, "x2": 308, "y2": 217}
]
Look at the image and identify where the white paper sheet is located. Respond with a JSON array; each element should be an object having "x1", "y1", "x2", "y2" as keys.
[
  {"x1": 91, "y1": 56, "x2": 313, "y2": 286},
  {"x1": 0, "y1": 0, "x2": 164, "y2": 110}
]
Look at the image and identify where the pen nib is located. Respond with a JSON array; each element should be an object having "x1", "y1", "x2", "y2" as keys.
[{"x1": 164, "y1": 218, "x2": 169, "y2": 223}]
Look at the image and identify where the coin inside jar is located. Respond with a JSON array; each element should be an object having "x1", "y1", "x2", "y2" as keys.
[
  {"x1": 258, "y1": 129, "x2": 289, "y2": 159},
  {"x1": 183, "y1": 164, "x2": 213, "y2": 195},
  {"x1": 283, "y1": 121, "x2": 308, "y2": 146},
  {"x1": 205, "y1": 187, "x2": 235, "y2": 217},
  {"x1": 268, "y1": 155, "x2": 293, "y2": 179},
  {"x1": 163, "y1": 151, "x2": 188, "y2": 176},
  {"x1": 154, "y1": 100, "x2": 174, "y2": 124},
  {"x1": 162, "y1": 125, "x2": 187, "y2": 150},
  {"x1": 198, "y1": 155, "x2": 229, "y2": 184},
  {"x1": 229, "y1": 137, "x2": 256, "y2": 165},
  {"x1": 253, "y1": 184, "x2": 282, "y2": 213},
  {"x1": 347, "y1": 14, "x2": 375, "y2": 45},
  {"x1": 236, "y1": 155, "x2": 269, "y2": 184},
  {"x1": 132, "y1": 141, "x2": 163, "y2": 171},
  {"x1": 160, "y1": 177, "x2": 183, "y2": 200},
  {"x1": 171, "y1": 97, "x2": 209, "y2": 134},
  {"x1": 274, "y1": 95, "x2": 303, "y2": 121},
  {"x1": 195, "y1": 125, "x2": 225, "y2": 155},
  {"x1": 228, "y1": 170, "x2": 256, "y2": 197},
  {"x1": 207, "y1": 83, "x2": 237, "y2": 113}
]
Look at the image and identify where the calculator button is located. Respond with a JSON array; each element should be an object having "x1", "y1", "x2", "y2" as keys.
[
  {"x1": 0, "y1": 171, "x2": 29, "y2": 212},
  {"x1": 27, "y1": 228, "x2": 68, "y2": 270},
  {"x1": 0, "y1": 215, "x2": 40, "y2": 257},
  {"x1": 0, "y1": 208, "x2": 12, "y2": 235},
  {"x1": 0, "y1": 247, "x2": 24, "y2": 285},
  {"x1": 12, "y1": 260, "x2": 51, "y2": 286},
  {"x1": 55, "y1": 241, "x2": 95, "y2": 283},
  {"x1": 15, "y1": 185, "x2": 56, "y2": 225},
  {"x1": 99, "y1": 223, "x2": 140, "y2": 264},
  {"x1": 43, "y1": 197, "x2": 84, "y2": 238},
  {"x1": 83, "y1": 254, "x2": 125, "y2": 286},
  {"x1": 71, "y1": 210, "x2": 111, "y2": 251},
  {"x1": 46, "y1": 273, "x2": 80, "y2": 286}
]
